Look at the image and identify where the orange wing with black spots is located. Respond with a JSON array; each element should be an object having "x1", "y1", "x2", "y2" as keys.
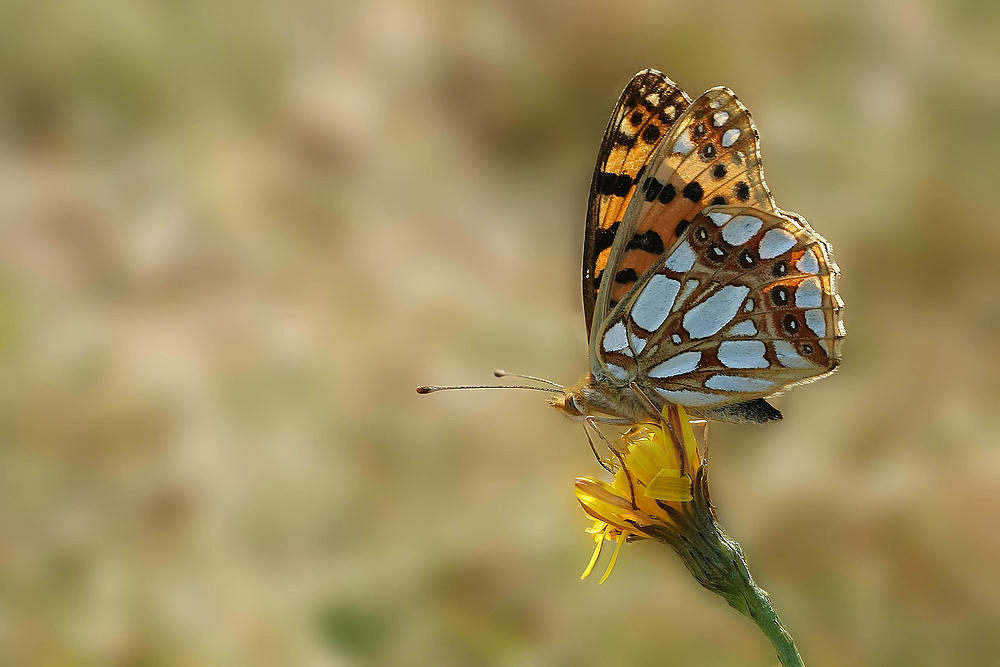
[
  {"x1": 582, "y1": 70, "x2": 691, "y2": 336},
  {"x1": 596, "y1": 87, "x2": 776, "y2": 318}
]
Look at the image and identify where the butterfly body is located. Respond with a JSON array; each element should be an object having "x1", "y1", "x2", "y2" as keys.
[{"x1": 555, "y1": 70, "x2": 845, "y2": 425}]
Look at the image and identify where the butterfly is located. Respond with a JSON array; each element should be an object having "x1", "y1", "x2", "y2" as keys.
[{"x1": 420, "y1": 70, "x2": 845, "y2": 426}]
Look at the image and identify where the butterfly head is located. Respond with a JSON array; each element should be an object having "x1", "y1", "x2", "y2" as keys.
[
  {"x1": 548, "y1": 372, "x2": 644, "y2": 423},
  {"x1": 548, "y1": 384, "x2": 590, "y2": 421}
]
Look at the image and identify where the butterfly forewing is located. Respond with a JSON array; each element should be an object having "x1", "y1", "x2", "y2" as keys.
[
  {"x1": 595, "y1": 87, "x2": 777, "y2": 321},
  {"x1": 583, "y1": 70, "x2": 692, "y2": 336}
]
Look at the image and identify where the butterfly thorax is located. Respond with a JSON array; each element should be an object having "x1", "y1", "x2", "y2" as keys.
[{"x1": 549, "y1": 372, "x2": 656, "y2": 424}]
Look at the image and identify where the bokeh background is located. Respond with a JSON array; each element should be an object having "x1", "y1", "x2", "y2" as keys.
[{"x1": 2, "y1": 0, "x2": 999, "y2": 665}]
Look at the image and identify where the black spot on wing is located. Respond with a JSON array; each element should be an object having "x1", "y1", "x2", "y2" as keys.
[
  {"x1": 658, "y1": 182, "x2": 677, "y2": 204},
  {"x1": 644, "y1": 178, "x2": 663, "y2": 202},
  {"x1": 615, "y1": 132, "x2": 637, "y2": 148},
  {"x1": 707, "y1": 244, "x2": 728, "y2": 263},
  {"x1": 613, "y1": 174, "x2": 633, "y2": 197},
  {"x1": 615, "y1": 268, "x2": 638, "y2": 284},
  {"x1": 683, "y1": 181, "x2": 703, "y2": 202},
  {"x1": 625, "y1": 230, "x2": 664, "y2": 255},
  {"x1": 594, "y1": 221, "x2": 619, "y2": 255},
  {"x1": 599, "y1": 172, "x2": 618, "y2": 195},
  {"x1": 736, "y1": 181, "x2": 750, "y2": 201},
  {"x1": 738, "y1": 248, "x2": 758, "y2": 269},
  {"x1": 642, "y1": 124, "x2": 661, "y2": 144},
  {"x1": 711, "y1": 196, "x2": 726, "y2": 205}
]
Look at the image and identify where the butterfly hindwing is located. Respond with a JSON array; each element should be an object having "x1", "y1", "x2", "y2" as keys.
[
  {"x1": 593, "y1": 204, "x2": 844, "y2": 414},
  {"x1": 582, "y1": 70, "x2": 692, "y2": 336}
]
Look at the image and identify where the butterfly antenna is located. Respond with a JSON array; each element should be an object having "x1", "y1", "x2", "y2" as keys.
[
  {"x1": 416, "y1": 384, "x2": 562, "y2": 395},
  {"x1": 493, "y1": 369, "x2": 564, "y2": 390}
]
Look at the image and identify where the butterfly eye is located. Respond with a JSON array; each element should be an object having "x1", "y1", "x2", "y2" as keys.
[
  {"x1": 571, "y1": 395, "x2": 586, "y2": 414},
  {"x1": 738, "y1": 249, "x2": 758, "y2": 269},
  {"x1": 707, "y1": 245, "x2": 728, "y2": 263},
  {"x1": 770, "y1": 285, "x2": 790, "y2": 306},
  {"x1": 694, "y1": 226, "x2": 710, "y2": 243},
  {"x1": 772, "y1": 261, "x2": 788, "y2": 277},
  {"x1": 782, "y1": 313, "x2": 800, "y2": 334}
]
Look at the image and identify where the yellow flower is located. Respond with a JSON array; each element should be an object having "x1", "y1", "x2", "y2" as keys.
[
  {"x1": 575, "y1": 404, "x2": 704, "y2": 583},
  {"x1": 572, "y1": 405, "x2": 806, "y2": 666}
]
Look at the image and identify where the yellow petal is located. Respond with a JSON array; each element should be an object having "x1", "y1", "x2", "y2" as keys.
[
  {"x1": 644, "y1": 468, "x2": 694, "y2": 502},
  {"x1": 581, "y1": 526, "x2": 607, "y2": 579},
  {"x1": 675, "y1": 405, "x2": 701, "y2": 470},
  {"x1": 576, "y1": 477, "x2": 642, "y2": 528},
  {"x1": 575, "y1": 477, "x2": 630, "y2": 509},
  {"x1": 628, "y1": 435, "x2": 676, "y2": 481},
  {"x1": 599, "y1": 531, "x2": 627, "y2": 584}
]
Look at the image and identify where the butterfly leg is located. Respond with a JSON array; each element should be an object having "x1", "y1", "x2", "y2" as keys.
[
  {"x1": 582, "y1": 415, "x2": 634, "y2": 426},
  {"x1": 610, "y1": 447, "x2": 637, "y2": 511},
  {"x1": 585, "y1": 416, "x2": 637, "y2": 509},
  {"x1": 582, "y1": 422, "x2": 615, "y2": 474},
  {"x1": 630, "y1": 381, "x2": 690, "y2": 476}
]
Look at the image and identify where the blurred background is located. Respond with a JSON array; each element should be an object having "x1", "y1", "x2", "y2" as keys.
[{"x1": 1, "y1": 0, "x2": 999, "y2": 665}]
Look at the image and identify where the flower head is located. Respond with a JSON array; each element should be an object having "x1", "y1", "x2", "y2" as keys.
[{"x1": 575, "y1": 404, "x2": 707, "y2": 582}]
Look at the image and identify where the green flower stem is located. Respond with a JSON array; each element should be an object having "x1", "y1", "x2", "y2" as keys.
[
  {"x1": 645, "y1": 464, "x2": 805, "y2": 667},
  {"x1": 735, "y1": 576, "x2": 805, "y2": 667}
]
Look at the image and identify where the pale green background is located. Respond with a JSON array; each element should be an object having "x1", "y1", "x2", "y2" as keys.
[{"x1": 2, "y1": 1, "x2": 999, "y2": 665}]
